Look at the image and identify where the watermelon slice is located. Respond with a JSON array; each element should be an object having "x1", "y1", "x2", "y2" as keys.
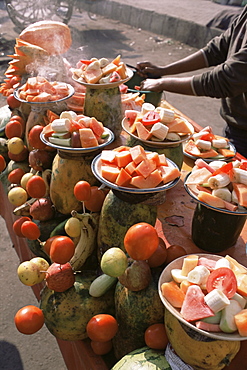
[{"x1": 180, "y1": 285, "x2": 214, "y2": 322}]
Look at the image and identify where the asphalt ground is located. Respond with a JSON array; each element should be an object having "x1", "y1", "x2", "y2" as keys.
[{"x1": 0, "y1": 0, "x2": 243, "y2": 369}]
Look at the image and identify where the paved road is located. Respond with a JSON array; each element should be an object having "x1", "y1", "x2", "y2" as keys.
[{"x1": 0, "y1": 1, "x2": 232, "y2": 369}]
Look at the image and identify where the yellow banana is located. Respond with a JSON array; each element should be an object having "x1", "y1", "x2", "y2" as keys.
[{"x1": 70, "y1": 211, "x2": 99, "y2": 271}]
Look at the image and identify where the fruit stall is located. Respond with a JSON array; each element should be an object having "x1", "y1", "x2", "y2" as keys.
[{"x1": 1, "y1": 20, "x2": 247, "y2": 370}]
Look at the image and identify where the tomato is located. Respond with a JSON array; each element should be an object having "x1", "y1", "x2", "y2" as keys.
[
  {"x1": 239, "y1": 160, "x2": 247, "y2": 170},
  {"x1": 50, "y1": 236, "x2": 75, "y2": 264},
  {"x1": 21, "y1": 221, "x2": 41, "y2": 240},
  {"x1": 7, "y1": 93, "x2": 21, "y2": 109},
  {"x1": 199, "y1": 133, "x2": 215, "y2": 142},
  {"x1": 0, "y1": 155, "x2": 6, "y2": 172},
  {"x1": 147, "y1": 237, "x2": 167, "y2": 268},
  {"x1": 206, "y1": 267, "x2": 237, "y2": 298},
  {"x1": 165, "y1": 245, "x2": 187, "y2": 265},
  {"x1": 26, "y1": 175, "x2": 47, "y2": 198},
  {"x1": 84, "y1": 186, "x2": 106, "y2": 212},
  {"x1": 14, "y1": 305, "x2": 44, "y2": 335},
  {"x1": 13, "y1": 216, "x2": 31, "y2": 237},
  {"x1": 5, "y1": 120, "x2": 23, "y2": 139},
  {"x1": 28, "y1": 125, "x2": 47, "y2": 150},
  {"x1": 43, "y1": 235, "x2": 62, "y2": 256},
  {"x1": 74, "y1": 180, "x2": 92, "y2": 202},
  {"x1": 144, "y1": 323, "x2": 169, "y2": 350},
  {"x1": 90, "y1": 340, "x2": 113, "y2": 355},
  {"x1": 141, "y1": 111, "x2": 160, "y2": 126},
  {"x1": 124, "y1": 222, "x2": 159, "y2": 261},
  {"x1": 212, "y1": 162, "x2": 233, "y2": 176},
  {"x1": 86, "y1": 314, "x2": 118, "y2": 342},
  {"x1": 8, "y1": 168, "x2": 25, "y2": 184}
]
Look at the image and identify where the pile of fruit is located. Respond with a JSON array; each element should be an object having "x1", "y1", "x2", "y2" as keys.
[
  {"x1": 124, "y1": 102, "x2": 194, "y2": 143},
  {"x1": 72, "y1": 55, "x2": 128, "y2": 85},
  {"x1": 184, "y1": 126, "x2": 235, "y2": 159},
  {"x1": 42, "y1": 110, "x2": 112, "y2": 148},
  {"x1": 160, "y1": 254, "x2": 247, "y2": 336},
  {"x1": 185, "y1": 158, "x2": 247, "y2": 211}
]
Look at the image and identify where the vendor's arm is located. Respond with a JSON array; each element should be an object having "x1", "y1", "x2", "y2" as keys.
[
  {"x1": 136, "y1": 50, "x2": 207, "y2": 77},
  {"x1": 139, "y1": 76, "x2": 195, "y2": 95}
]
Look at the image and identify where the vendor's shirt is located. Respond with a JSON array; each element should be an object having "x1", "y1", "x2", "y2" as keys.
[{"x1": 192, "y1": 5, "x2": 247, "y2": 131}]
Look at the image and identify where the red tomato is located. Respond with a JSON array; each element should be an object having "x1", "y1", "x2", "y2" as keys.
[
  {"x1": 199, "y1": 133, "x2": 215, "y2": 142},
  {"x1": 8, "y1": 168, "x2": 25, "y2": 184},
  {"x1": 50, "y1": 236, "x2": 75, "y2": 264},
  {"x1": 13, "y1": 216, "x2": 31, "y2": 237},
  {"x1": 165, "y1": 245, "x2": 187, "y2": 265},
  {"x1": 28, "y1": 125, "x2": 47, "y2": 150},
  {"x1": 142, "y1": 111, "x2": 160, "y2": 126},
  {"x1": 84, "y1": 186, "x2": 106, "y2": 212},
  {"x1": 21, "y1": 221, "x2": 41, "y2": 240},
  {"x1": 7, "y1": 93, "x2": 21, "y2": 109},
  {"x1": 86, "y1": 314, "x2": 118, "y2": 342},
  {"x1": 5, "y1": 120, "x2": 23, "y2": 139},
  {"x1": 8, "y1": 145, "x2": 29, "y2": 162},
  {"x1": 144, "y1": 323, "x2": 169, "y2": 350},
  {"x1": 147, "y1": 237, "x2": 167, "y2": 268},
  {"x1": 0, "y1": 155, "x2": 6, "y2": 172},
  {"x1": 239, "y1": 160, "x2": 247, "y2": 170},
  {"x1": 124, "y1": 222, "x2": 159, "y2": 260},
  {"x1": 74, "y1": 180, "x2": 92, "y2": 201},
  {"x1": 26, "y1": 175, "x2": 47, "y2": 198},
  {"x1": 14, "y1": 305, "x2": 44, "y2": 335},
  {"x1": 212, "y1": 162, "x2": 233, "y2": 176},
  {"x1": 206, "y1": 267, "x2": 237, "y2": 298},
  {"x1": 90, "y1": 340, "x2": 113, "y2": 355},
  {"x1": 43, "y1": 235, "x2": 62, "y2": 256}
]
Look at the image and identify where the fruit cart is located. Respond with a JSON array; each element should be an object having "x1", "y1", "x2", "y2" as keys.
[{"x1": 1, "y1": 103, "x2": 247, "y2": 369}]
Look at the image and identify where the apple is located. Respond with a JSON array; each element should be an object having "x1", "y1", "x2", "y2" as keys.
[
  {"x1": 100, "y1": 247, "x2": 128, "y2": 278},
  {"x1": 31, "y1": 257, "x2": 49, "y2": 273},
  {"x1": 29, "y1": 197, "x2": 55, "y2": 221},
  {"x1": 8, "y1": 186, "x2": 28, "y2": 206},
  {"x1": 17, "y1": 260, "x2": 46, "y2": 286},
  {"x1": 45, "y1": 262, "x2": 75, "y2": 292},
  {"x1": 28, "y1": 149, "x2": 54, "y2": 172},
  {"x1": 118, "y1": 259, "x2": 152, "y2": 291}
]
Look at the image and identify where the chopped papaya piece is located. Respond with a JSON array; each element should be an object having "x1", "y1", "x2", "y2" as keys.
[
  {"x1": 135, "y1": 121, "x2": 152, "y2": 141},
  {"x1": 79, "y1": 128, "x2": 98, "y2": 148},
  {"x1": 161, "y1": 281, "x2": 185, "y2": 308},
  {"x1": 129, "y1": 145, "x2": 146, "y2": 164},
  {"x1": 135, "y1": 159, "x2": 157, "y2": 178},
  {"x1": 130, "y1": 169, "x2": 162, "y2": 189},
  {"x1": 115, "y1": 168, "x2": 132, "y2": 186},
  {"x1": 197, "y1": 190, "x2": 225, "y2": 208},
  {"x1": 159, "y1": 166, "x2": 180, "y2": 184},
  {"x1": 115, "y1": 150, "x2": 132, "y2": 168},
  {"x1": 101, "y1": 165, "x2": 121, "y2": 183}
]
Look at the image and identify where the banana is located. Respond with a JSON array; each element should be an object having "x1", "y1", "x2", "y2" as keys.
[
  {"x1": 13, "y1": 197, "x2": 36, "y2": 216},
  {"x1": 208, "y1": 172, "x2": 231, "y2": 189},
  {"x1": 212, "y1": 187, "x2": 232, "y2": 202},
  {"x1": 204, "y1": 289, "x2": 230, "y2": 313},
  {"x1": 70, "y1": 211, "x2": 99, "y2": 271}
]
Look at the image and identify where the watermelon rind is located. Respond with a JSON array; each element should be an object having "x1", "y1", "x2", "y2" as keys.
[{"x1": 111, "y1": 346, "x2": 172, "y2": 369}]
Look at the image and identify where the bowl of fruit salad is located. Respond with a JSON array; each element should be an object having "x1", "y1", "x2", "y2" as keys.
[{"x1": 158, "y1": 253, "x2": 247, "y2": 340}]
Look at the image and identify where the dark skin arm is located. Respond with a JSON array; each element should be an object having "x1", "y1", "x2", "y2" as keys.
[{"x1": 136, "y1": 50, "x2": 207, "y2": 95}]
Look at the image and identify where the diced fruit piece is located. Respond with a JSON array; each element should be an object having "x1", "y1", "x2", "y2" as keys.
[
  {"x1": 218, "y1": 148, "x2": 235, "y2": 157},
  {"x1": 101, "y1": 150, "x2": 117, "y2": 164},
  {"x1": 159, "y1": 166, "x2": 180, "y2": 184},
  {"x1": 90, "y1": 117, "x2": 104, "y2": 137},
  {"x1": 198, "y1": 257, "x2": 216, "y2": 271},
  {"x1": 135, "y1": 159, "x2": 157, "y2": 178},
  {"x1": 234, "y1": 309, "x2": 247, "y2": 336},
  {"x1": 232, "y1": 183, "x2": 247, "y2": 207},
  {"x1": 115, "y1": 151, "x2": 132, "y2": 168},
  {"x1": 135, "y1": 121, "x2": 152, "y2": 141},
  {"x1": 219, "y1": 299, "x2": 242, "y2": 333},
  {"x1": 130, "y1": 170, "x2": 162, "y2": 189},
  {"x1": 101, "y1": 165, "x2": 121, "y2": 183},
  {"x1": 102, "y1": 62, "x2": 118, "y2": 76},
  {"x1": 79, "y1": 128, "x2": 98, "y2": 148},
  {"x1": 184, "y1": 140, "x2": 201, "y2": 156},
  {"x1": 125, "y1": 161, "x2": 137, "y2": 175},
  {"x1": 180, "y1": 285, "x2": 214, "y2": 322},
  {"x1": 84, "y1": 67, "x2": 102, "y2": 84},
  {"x1": 125, "y1": 110, "x2": 138, "y2": 126},
  {"x1": 115, "y1": 168, "x2": 132, "y2": 186},
  {"x1": 181, "y1": 255, "x2": 199, "y2": 276},
  {"x1": 197, "y1": 190, "x2": 225, "y2": 208},
  {"x1": 195, "y1": 321, "x2": 221, "y2": 332},
  {"x1": 161, "y1": 281, "x2": 185, "y2": 308},
  {"x1": 167, "y1": 117, "x2": 193, "y2": 134},
  {"x1": 129, "y1": 145, "x2": 146, "y2": 164}
]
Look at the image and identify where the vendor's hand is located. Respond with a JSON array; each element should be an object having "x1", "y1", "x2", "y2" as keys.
[
  {"x1": 139, "y1": 78, "x2": 164, "y2": 92},
  {"x1": 136, "y1": 61, "x2": 163, "y2": 78}
]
